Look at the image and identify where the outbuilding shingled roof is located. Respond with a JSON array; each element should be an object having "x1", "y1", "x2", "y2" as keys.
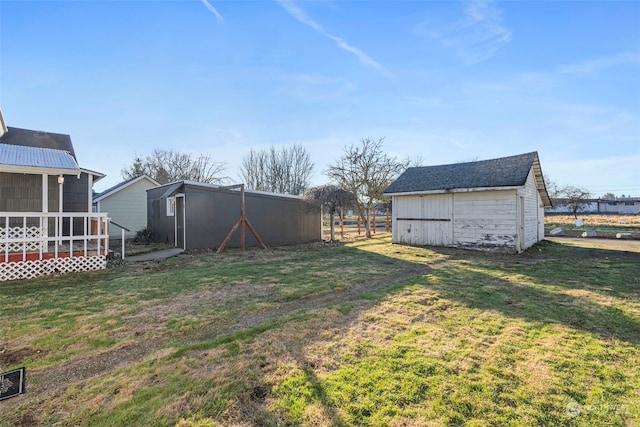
[{"x1": 384, "y1": 152, "x2": 552, "y2": 206}]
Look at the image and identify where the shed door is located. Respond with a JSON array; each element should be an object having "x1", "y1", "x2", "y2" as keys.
[
  {"x1": 421, "y1": 194, "x2": 453, "y2": 246},
  {"x1": 396, "y1": 194, "x2": 453, "y2": 246},
  {"x1": 175, "y1": 195, "x2": 185, "y2": 249}
]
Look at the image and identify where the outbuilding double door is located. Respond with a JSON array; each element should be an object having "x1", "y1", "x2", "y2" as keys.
[{"x1": 394, "y1": 193, "x2": 453, "y2": 246}]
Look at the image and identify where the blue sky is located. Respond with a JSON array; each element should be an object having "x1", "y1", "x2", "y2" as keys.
[{"x1": 1, "y1": 0, "x2": 639, "y2": 196}]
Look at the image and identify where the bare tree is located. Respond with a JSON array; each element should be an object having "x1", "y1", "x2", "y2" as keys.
[
  {"x1": 305, "y1": 185, "x2": 357, "y2": 241},
  {"x1": 326, "y1": 137, "x2": 408, "y2": 238},
  {"x1": 122, "y1": 149, "x2": 228, "y2": 185},
  {"x1": 560, "y1": 186, "x2": 591, "y2": 218},
  {"x1": 240, "y1": 144, "x2": 314, "y2": 195}
]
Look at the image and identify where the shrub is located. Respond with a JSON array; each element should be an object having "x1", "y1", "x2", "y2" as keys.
[{"x1": 133, "y1": 227, "x2": 153, "y2": 244}]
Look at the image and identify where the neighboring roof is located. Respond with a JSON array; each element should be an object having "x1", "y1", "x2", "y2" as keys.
[
  {"x1": 93, "y1": 175, "x2": 159, "y2": 202},
  {"x1": 0, "y1": 143, "x2": 80, "y2": 176},
  {"x1": 598, "y1": 197, "x2": 640, "y2": 203},
  {"x1": 385, "y1": 152, "x2": 552, "y2": 207},
  {"x1": 550, "y1": 198, "x2": 599, "y2": 204},
  {"x1": 0, "y1": 126, "x2": 76, "y2": 159}
]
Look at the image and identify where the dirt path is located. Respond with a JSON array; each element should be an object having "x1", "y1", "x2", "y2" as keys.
[{"x1": 546, "y1": 236, "x2": 640, "y2": 250}]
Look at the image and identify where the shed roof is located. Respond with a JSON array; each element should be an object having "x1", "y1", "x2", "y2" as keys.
[
  {"x1": 0, "y1": 143, "x2": 80, "y2": 175},
  {"x1": 384, "y1": 152, "x2": 552, "y2": 207},
  {"x1": 153, "y1": 180, "x2": 304, "y2": 201}
]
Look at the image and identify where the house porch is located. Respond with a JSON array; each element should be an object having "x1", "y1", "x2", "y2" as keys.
[{"x1": 0, "y1": 212, "x2": 110, "y2": 281}]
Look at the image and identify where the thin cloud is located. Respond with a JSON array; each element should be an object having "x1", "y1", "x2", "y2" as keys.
[
  {"x1": 275, "y1": 0, "x2": 394, "y2": 79},
  {"x1": 415, "y1": 0, "x2": 511, "y2": 65},
  {"x1": 560, "y1": 52, "x2": 640, "y2": 74},
  {"x1": 200, "y1": 0, "x2": 223, "y2": 22}
]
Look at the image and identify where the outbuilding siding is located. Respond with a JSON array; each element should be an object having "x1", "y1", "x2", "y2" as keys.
[
  {"x1": 519, "y1": 168, "x2": 543, "y2": 249},
  {"x1": 147, "y1": 182, "x2": 320, "y2": 250},
  {"x1": 453, "y1": 190, "x2": 518, "y2": 251}
]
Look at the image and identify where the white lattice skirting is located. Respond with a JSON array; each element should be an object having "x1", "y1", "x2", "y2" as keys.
[
  {"x1": 0, "y1": 255, "x2": 107, "y2": 282},
  {"x1": 0, "y1": 226, "x2": 42, "y2": 252}
]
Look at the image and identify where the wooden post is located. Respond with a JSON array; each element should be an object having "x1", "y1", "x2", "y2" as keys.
[
  {"x1": 340, "y1": 208, "x2": 344, "y2": 240},
  {"x1": 217, "y1": 184, "x2": 267, "y2": 254},
  {"x1": 386, "y1": 206, "x2": 391, "y2": 232},
  {"x1": 372, "y1": 206, "x2": 377, "y2": 234},
  {"x1": 357, "y1": 211, "x2": 361, "y2": 236},
  {"x1": 240, "y1": 186, "x2": 246, "y2": 250}
]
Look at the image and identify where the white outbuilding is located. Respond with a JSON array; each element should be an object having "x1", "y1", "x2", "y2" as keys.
[{"x1": 384, "y1": 152, "x2": 552, "y2": 253}]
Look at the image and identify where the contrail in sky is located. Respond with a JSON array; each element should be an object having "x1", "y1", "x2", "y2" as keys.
[
  {"x1": 275, "y1": 0, "x2": 394, "y2": 79},
  {"x1": 200, "y1": 0, "x2": 223, "y2": 21}
]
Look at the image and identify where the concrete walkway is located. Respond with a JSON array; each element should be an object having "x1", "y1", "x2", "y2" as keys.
[{"x1": 125, "y1": 248, "x2": 184, "y2": 262}]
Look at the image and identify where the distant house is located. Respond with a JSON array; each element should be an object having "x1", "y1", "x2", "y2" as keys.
[
  {"x1": 147, "y1": 180, "x2": 320, "y2": 251},
  {"x1": 384, "y1": 152, "x2": 552, "y2": 253},
  {"x1": 93, "y1": 175, "x2": 159, "y2": 239},
  {"x1": 0, "y1": 109, "x2": 110, "y2": 281}
]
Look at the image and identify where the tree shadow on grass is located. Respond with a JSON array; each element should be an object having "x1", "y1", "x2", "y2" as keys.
[
  {"x1": 418, "y1": 247, "x2": 640, "y2": 345},
  {"x1": 252, "y1": 240, "x2": 640, "y2": 425}
]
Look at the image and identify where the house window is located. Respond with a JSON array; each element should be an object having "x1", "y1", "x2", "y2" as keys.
[
  {"x1": 167, "y1": 197, "x2": 176, "y2": 216},
  {"x1": 624, "y1": 201, "x2": 635, "y2": 206},
  {"x1": 608, "y1": 202, "x2": 618, "y2": 206}
]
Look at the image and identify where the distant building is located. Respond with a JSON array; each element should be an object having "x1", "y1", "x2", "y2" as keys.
[
  {"x1": 546, "y1": 197, "x2": 640, "y2": 215},
  {"x1": 93, "y1": 175, "x2": 160, "y2": 238},
  {"x1": 597, "y1": 197, "x2": 640, "y2": 214}
]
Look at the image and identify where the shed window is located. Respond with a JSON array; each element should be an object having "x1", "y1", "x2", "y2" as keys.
[{"x1": 166, "y1": 197, "x2": 176, "y2": 216}]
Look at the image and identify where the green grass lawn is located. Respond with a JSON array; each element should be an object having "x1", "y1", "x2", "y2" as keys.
[{"x1": 1, "y1": 238, "x2": 638, "y2": 426}]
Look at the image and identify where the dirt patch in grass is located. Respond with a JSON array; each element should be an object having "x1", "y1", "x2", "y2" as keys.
[{"x1": 0, "y1": 346, "x2": 47, "y2": 367}]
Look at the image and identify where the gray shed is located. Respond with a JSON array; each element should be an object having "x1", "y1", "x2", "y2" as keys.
[
  {"x1": 384, "y1": 152, "x2": 552, "y2": 253},
  {"x1": 147, "y1": 181, "x2": 321, "y2": 250}
]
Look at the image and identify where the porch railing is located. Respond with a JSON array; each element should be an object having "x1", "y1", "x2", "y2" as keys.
[{"x1": 0, "y1": 212, "x2": 110, "y2": 263}]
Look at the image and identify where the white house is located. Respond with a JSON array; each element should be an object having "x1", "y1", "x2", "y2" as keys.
[
  {"x1": 384, "y1": 152, "x2": 552, "y2": 253},
  {"x1": 93, "y1": 175, "x2": 159, "y2": 239}
]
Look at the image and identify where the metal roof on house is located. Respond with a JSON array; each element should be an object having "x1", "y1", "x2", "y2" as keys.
[
  {"x1": 385, "y1": 152, "x2": 552, "y2": 206},
  {"x1": 0, "y1": 126, "x2": 77, "y2": 159},
  {"x1": 0, "y1": 143, "x2": 80, "y2": 174}
]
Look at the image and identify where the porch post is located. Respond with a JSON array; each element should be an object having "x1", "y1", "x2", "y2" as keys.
[
  {"x1": 87, "y1": 173, "x2": 93, "y2": 212},
  {"x1": 42, "y1": 174, "x2": 48, "y2": 252},
  {"x1": 41, "y1": 174, "x2": 48, "y2": 212},
  {"x1": 58, "y1": 175, "x2": 64, "y2": 213}
]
